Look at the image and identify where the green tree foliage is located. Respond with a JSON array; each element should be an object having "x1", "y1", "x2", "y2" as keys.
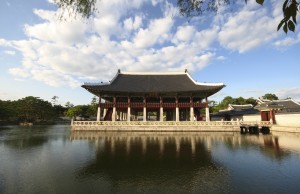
[
  {"x1": 53, "y1": 0, "x2": 299, "y2": 34},
  {"x1": 53, "y1": 0, "x2": 97, "y2": 19},
  {"x1": 87, "y1": 96, "x2": 98, "y2": 117},
  {"x1": 210, "y1": 96, "x2": 258, "y2": 113},
  {"x1": 65, "y1": 106, "x2": 83, "y2": 119},
  {"x1": 261, "y1": 93, "x2": 279, "y2": 100},
  {"x1": 0, "y1": 100, "x2": 14, "y2": 121},
  {"x1": 15, "y1": 96, "x2": 56, "y2": 122},
  {"x1": 65, "y1": 105, "x2": 90, "y2": 119}
]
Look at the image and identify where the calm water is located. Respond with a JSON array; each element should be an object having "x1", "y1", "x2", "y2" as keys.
[{"x1": 1, "y1": 125, "x2": 300, "y2": 194}]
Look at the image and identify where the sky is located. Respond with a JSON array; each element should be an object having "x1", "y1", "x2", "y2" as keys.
[{"x1": 1, "y1": 0, "x2": 300, "y2": 106}]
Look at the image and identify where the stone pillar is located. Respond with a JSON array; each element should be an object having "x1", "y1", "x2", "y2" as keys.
[
  {"x1": 175, "y1": 96, "x2": 179, "y2": 122},
  {"x1": 190, "y1": 96, "x2": 194, "y2": 121},
  {"x1": 103, "y1": 108, "x2": 107, "y2": 118},
  {"x1": 112, "y1": 96, "x2": 116, "y2": 122},
  {"x1": 143, "y1": 97, "x2": 147, "y2": 122},
  {"x1": 127, "y1": 97, "x2": 131, "y2": 122},
  {"x1": 96, "y1": 96, "x2": 101, "y2": 121},
  {"x1": 205, "y1": 97, "x2": 210, "y2": 122},
  {"x1": 160, "y1": 96, "x2": 163, "y2": 122}
]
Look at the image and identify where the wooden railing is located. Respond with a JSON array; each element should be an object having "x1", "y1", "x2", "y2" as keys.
[{"x1": 100, "y1": 102, "x2": 208, "y2": 109}]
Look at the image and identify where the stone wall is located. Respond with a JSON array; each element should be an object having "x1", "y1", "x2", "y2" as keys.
[
  {"x1": 242, "y1": 115, "x2": 261, "y2": 122},
  {"x1": 275, "y1": 113, "x2": 300, "y2": 127},
  {"x1": 72, "y1": 125, "x2": 240, "y2": 132}
]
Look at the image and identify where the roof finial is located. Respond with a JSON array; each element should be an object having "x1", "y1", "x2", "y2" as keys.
[
  {"x1": 118, "y1": 69, "x2": 121, "y2": 73},
  {"x1": 185, "y1": 69, "x2": 187, "y2": 73}
]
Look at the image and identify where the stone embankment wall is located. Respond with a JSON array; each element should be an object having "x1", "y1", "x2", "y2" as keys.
[
  {"x1": 72, "y1": 125, "x2": 240, "y2": 132},
  {"x1": 275, "y1": 113, "x2": 300, "y2": 127}
]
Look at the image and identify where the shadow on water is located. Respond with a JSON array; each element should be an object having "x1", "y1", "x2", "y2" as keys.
[{"x1": 72, "y1": 131, "x2": 232, "y2": 193}]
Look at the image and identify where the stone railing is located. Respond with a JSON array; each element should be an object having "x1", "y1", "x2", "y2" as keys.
[{"x1": 71, "y1": 120, "x2": 271, "y2": 127}]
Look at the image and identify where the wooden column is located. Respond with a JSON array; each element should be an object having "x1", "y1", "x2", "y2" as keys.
[
  {"x1": 160, "y1": 96, "x2": 163, "y2": 122},
  {"x1": 96, "y1": 96, "x2": 101, "y2": 121},
  {"x1": 112, "y1": 96, "x2": 116, "y2": 121},
  {"x1": 127, "y1": 97, "x2": 131, "y2": 122},
  {"x1": 190, "y1": 96, "x2": 194, "y2": 121},
  {"x1": 175, "y1": 96, "x2": 179, "y2": 122},
  {"x1": 143, "y1": 97, "x2": 147, "y2": 122},
  {"x1": 205, "y1": 97, "x2": 210, "y2": 122}
]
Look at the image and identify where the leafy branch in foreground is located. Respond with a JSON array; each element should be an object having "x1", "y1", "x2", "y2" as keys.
[
  {"x1": 277, "y1": 0, "x2": 299, "y2": 33},
  {"x1": 53, "y1": 0, "x2": 299, "y2": 34},
  {"x1": 177, "y1": 0, "x2": 299, "y2": 34},
  {"x1": 53, "y1": 0, "x2": 97, "y2": 19}
]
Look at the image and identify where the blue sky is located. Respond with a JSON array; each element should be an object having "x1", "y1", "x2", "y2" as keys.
[{"x1": 1, "y1": 0, "x2": 300, "y2": 105}]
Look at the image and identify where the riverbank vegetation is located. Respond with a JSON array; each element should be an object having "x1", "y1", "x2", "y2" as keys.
[
  {"x1": 0, "y1": 96, "x2": 97, "y2": 125},
  {"x1": 0, "y1": 94, "x2": 278, "y2": 125}
]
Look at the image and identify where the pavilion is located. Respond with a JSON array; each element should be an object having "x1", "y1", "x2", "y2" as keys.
[{"x1": 82, "y1": 69, "x2": 225, "y2": 123}]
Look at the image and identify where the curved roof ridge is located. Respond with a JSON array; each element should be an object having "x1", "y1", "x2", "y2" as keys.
[
  {"x1": 185, "y1": 72, "x2": 225, "y2": 86},
  {"x1": 120, "y1": 71, "x2": 186, "y2": 75}
]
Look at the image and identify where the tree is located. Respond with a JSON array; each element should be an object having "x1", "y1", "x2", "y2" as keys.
[
  {"x1": 53, "y1": 0, "x2": 299, "y2": 34},
  {"x1": 261, "y1": 93, "x2": 279, "y2": 100},
  {"x1": 15, "y1": 96, "x2": 56, "y2": 123},
  {"x1": 87, "y1": 96, "x2": 98, "y2": 117},
  {"x1": 64, "y1": 101, "x2": 74, "y2": 108},
  {"x1": 51, "y1": 96, "x2": 59, "y2": 106},
  {"x1": 245, "y1": 97, "x2": 256, "y2": 105}
]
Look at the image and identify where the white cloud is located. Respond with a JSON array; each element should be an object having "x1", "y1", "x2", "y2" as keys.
[
  {"x1": 217, "y1": 0, "x2": 282, "y2": 53},
  {"x1": 216, "y1": 56, "x2": 226, "y2": 60},
  {"x1": 9, "y1": 68, "x2": 30, "y2": 78},
  {"x1": 4, "y1": 50, "x2": 16, "y2": 55},
  {"x1": 277, "y1": 87, "x2": 300, "y2": 101},
  {"x1": 273, "y1": 33, "x2": 300, "y2": 48},
  {"x1": 133, "y1": 16, "x2": 174, "y2": 48},
  {"x1": 123, "y1": 16, "x2": 143, "y2": 31},
  {"x1": 1, "y1": 0, "x2": 299, "y2": 90}
]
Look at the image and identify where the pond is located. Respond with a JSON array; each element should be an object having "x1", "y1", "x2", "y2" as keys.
[{"x1": 1, "y1": 125, "x2": 300, "y2": 194}]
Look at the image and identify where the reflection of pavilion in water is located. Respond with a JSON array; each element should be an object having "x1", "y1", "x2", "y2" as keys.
[
  {"x1": 70, "y1": 131, "x2": 241, "y2": 155},
  {"x1": 71, "y1": 131, "x2": 299, "y2": 162},
  {"x1": 71, "y1": 132, "x2": 233, "y2": 193}
]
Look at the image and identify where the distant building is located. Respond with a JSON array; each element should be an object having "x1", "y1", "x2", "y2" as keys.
[
  {"x1": 256, "y1": 98, "x2": 300, "y2": 125},
  {"x1": 211, "y1": 104, "x2": 259, "y2": 121},
  {"x1": 212, "y1": 98, "x2": 300, "y2": 127}
]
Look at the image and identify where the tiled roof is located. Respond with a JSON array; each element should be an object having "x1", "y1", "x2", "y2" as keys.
[
  {"x1": 82, "y1": 70, "x2": 225, "y2": 97},
  {"x1": 255, "y1": 99, "x2": 300, "y2": 112}
]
